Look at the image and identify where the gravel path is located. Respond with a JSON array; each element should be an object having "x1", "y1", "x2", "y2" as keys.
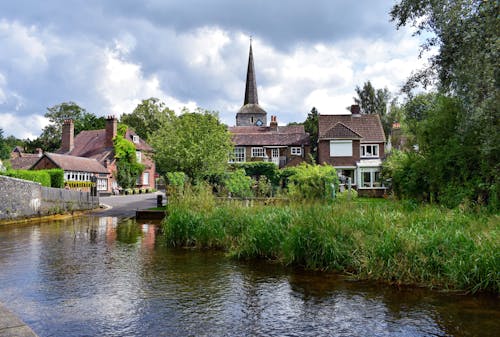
[{"x1": 96, "y1": 192, "x2": 166, "y2": 218}]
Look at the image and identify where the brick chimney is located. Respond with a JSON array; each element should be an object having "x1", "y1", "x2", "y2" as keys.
[
  {"x1": 105, "y1": 115, "x2": 117, "y2": 147},
  {"x1": 270, "y1": 115, "x2": 278, "y2": 131},
  {"x1": 350, "y1": 104, "x2": 361, "y2": 115},
  {"x1": 61, "y1": 119, "x2": 74, "y2": 153},
  {"x1": 35, "y1": 148, "x2": 43, "y2": 157}
]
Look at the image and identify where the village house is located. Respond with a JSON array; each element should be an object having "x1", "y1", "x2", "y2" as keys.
[
  {"x1": 318, "y1": 105, "x2": 387, "y2": 196},
  {"x1": 229, "y1": 43, "x2": 310, "y2": 168},
  {"x1": 56, "y1": 116, "x2": 156, "y2": 195},
  {"x1": 10, "y1": 147, "x2": 44, "y2": 170}
]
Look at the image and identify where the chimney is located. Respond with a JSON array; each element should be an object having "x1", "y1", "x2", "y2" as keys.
[
  {"x1": 61, "y1": 119, "x2": 74, "y2": 153},
  {"x1": 350, "y1": 104, "x2": 361, "y2": 115},
  {"x1": 105, "y1": 115, "x2": 117, "y2": 147},
  {"x1": 270, "y1": 115, "x2": 278, "y2": 131},
  {"x1": 35, "y1": 148, "x2": 43, "y2": 157}
]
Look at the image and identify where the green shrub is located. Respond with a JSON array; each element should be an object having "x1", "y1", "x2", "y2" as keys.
[
  {"x1": 287, "y1": 163, "x2": 338, "y2": 200},
  {"x1": 231, "y1": 162, "x2": 278, "y2": 184},
  {"x1": 224, "y1": 169, "x2": 253, "y2": 198},
  {"x1": 336, "y1": 188, "x2": 358, "y2": 201},
  {"x1": 46, "y1": 169, "x2": 64, "y2": 188},
  {"x1": 3, "y1": 169, "x2": 51, "y2": 187}
]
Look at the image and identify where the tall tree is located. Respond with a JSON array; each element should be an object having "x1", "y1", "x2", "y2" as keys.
[
  {"x1": 0, "y1": 129, "x2": 11, "y2": 160},
  {"x1": 121, "y1": 98, "x2": 174, "y2": 141},
  {"x1": 150, "y1": 108, "x2": 233, "y2": 182},
  {"x1": 390, "y1": 0, "x2": 499, "y2": 207},
  {"x1": 304, "y1": 107, "x2": 319, "y2": 162},
  {"x1": 353, "y1": 81, "x2": 391, "y2": 137}
]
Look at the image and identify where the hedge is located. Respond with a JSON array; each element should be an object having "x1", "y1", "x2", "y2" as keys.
[
  {"x1": 46, "y1": 169, "x2": 64, "y2": 188},
  {"x1": 3, "y1": 169, "x2": 51, "y2": 187}
]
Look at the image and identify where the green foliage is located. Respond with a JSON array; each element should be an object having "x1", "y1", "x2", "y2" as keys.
[
  {"x1": 287, "y1": 163, "x2": 339, "y2": 200},
  {"x1": 336, "y1": 188, "x2": 358, "y2": 201},
  {"x1": 353, "y1": 81, "x2": 391, "y2": 137},
  {"x1": 224, "y1": 169, "x2": 253, "y2": 198},
  {"x1": 166, "y1": 171, "x2": 187, "y2": 196},
  {"x1": 304, "y1": 107, "x2": 319, "y2": 162},
  {"x1": 150, "y1": 108, "x2": 233, "y2": 182},
  {"x1": 121, "y1": 97, "x2": 174, "y2": 141},
  {"x1": 46, "y1": 169, "x2": 64, "y2": 188},
  {"x1": 162, "y1": 199, "x2": 499, "y2": 293},
  {"x1": 230, "y1": 161, "x2": 278, "y2": 184},
  {"x1": 113, "y1": 124, "x2": 144, "y2": 189},
  {"x1": 254, "y1": 175, "x2": 273, "y2": 197},
  {"x1": 0, "y1": 129, "x2": 11, "y2": 160},
  {"x1": 3, "y1": 169, "x2": 51, "y2": 187}
]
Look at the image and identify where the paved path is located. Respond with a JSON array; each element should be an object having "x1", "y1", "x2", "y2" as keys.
[
  {"x1": 97, "y1": 191, "x2": 166, "y2": 218},
  {"x1": 0, "y1": 303, "x2": 38, "y2": 337}
]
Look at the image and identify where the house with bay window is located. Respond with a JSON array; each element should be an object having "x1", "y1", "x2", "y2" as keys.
[
  {"x1": 56, "y1": 116, "x2": 156, "y2": 195},
  {"x1": 229, "y1": 42, "x2": 310, "y2": 168},
  {"x1": 318, "y1": 105, "x2": 386, "y2": 196}
]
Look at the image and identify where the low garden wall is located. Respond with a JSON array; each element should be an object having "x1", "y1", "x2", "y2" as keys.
[{"x1": 0, "y1": 175, "x2": 99, "y2": 221}]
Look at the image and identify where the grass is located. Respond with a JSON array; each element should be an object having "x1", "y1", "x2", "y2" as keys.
[{"x1": 161, "y1": 188, "x2": 499, "y2": 294}]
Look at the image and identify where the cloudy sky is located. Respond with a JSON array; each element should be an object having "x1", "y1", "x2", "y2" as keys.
[{"x1": 0, "y1": 0, "x2": 425, "y2": 139}]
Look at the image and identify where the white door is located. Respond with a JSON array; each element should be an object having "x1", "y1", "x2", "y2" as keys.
[{"x1": 271, "y1": 148, "x2": 279, "y2": 166}]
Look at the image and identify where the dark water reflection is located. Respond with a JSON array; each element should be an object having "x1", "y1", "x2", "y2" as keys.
[{"x1": 0, "y1": 216, "x2": 498, "y2": 337}]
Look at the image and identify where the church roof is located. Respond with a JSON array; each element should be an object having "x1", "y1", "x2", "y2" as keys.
[{"x1": 244, "y1": 42, "x2": 258, "y2": 106}]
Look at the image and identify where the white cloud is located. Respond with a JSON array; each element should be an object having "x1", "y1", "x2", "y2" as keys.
[{"x1": 0, "y1": 113, "x2": 48, "y2": 139}]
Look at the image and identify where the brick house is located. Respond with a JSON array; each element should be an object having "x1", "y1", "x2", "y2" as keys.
[
  {"x1": 10, "y1": 147, "x2": 43, "y2": 170},
  {"x1": 318, "y1": 105, "x2": 386, "y2": 196},
  {"x1": 57, "y1": 116, "x2": 156, "y2": 195},
  {"x1": 229, "y1": 42, "x2": 310, "y2": 168}
]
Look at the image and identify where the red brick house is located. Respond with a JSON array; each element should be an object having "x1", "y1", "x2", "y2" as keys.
[
  {"x1": 10, "y1": 147, "x2": 43, "y2": 169},
  {"x1": 57, "y1": 116, "x2": 156, "y2": 194},
  {"x1": 230, "y1": 42, "x2": 310, "y2": 168},
  {"x1": 318, "y1": 105, "x2": 386, "y2": 196}
]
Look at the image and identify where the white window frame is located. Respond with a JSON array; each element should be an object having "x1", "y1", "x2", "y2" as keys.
[
  {"x1": 251, "y1": 147, "x2": 265, "y2": 158},
  {"x1": 330, "y1": 140, "x2": 352, "y2": 157},
  {"x1": 136, "y1": 150, "x2": 142, "y2": 163},
  {"x1": 359, "y1": 167, "x2": 383, "y2": 188},
  {"x1": 291, "y1": 147, "x2": 302, "y2": 156},
  {"x1": 132, "y1": 135, "x2": 140, "y2": 143},
  {"x1": 361, "y1": 144, "x2": 379, "y2": 158},
  {"x1": 142, "y1": 172, "x2": 150, "y2": 186},
  {"x1": 97, "y1": 178, "x2": 108, "y2": 191},
  {"x1": 230, "y1": 147, "x2": 246, "y2": 163}
]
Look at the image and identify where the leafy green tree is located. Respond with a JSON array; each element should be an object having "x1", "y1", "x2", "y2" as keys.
[
  {"x1": 224, "y1": 169, "x2": 253, "y2": 198},
  {"x1": 390, "y1": 0, "x2": 499, "y2": 207},
  {"x1": 353, "y1": 81, "x2": 391, "y2": 137},
  {"x1": 26, "y1": 102, "x2": 105, "y2": 152},
  {"x1": 0, "y1": 129, "x2": 11, "y2": 160},
  {"x1": 304, "y1": 107, "x2": 319, "y2": 162},
  {"x1": 113, "y1": 124, "x2": 144, "y2": 189},
  {"x1": 287, "y1": 163, "x2": 339, "y2": 200},
  {"x1": 150, "y1": 108, "x2": 233, "y2": 182},
  {"x1": 121, "y1": 98, "x2": 174, "y2": 141}
]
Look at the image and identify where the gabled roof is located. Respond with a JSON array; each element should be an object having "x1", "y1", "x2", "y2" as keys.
[
  {"x1": 229, "y1": 125, "x2": 310, "y2": 146},
  {"x1": 33, "y1": 152, "x2": 108, "y2": 174},
  {"x1": 10, "y1": 155, "x2": 41, "y2": 170},
  {"x1": 318, "y1": 114, "x2": 386, "y2": 143},
  {"x1": 322, "y1": 122, "x2": 363, "y2": 139},
  {"x1": 59, "y1": 128, "x2": 152, "y2": 163}
]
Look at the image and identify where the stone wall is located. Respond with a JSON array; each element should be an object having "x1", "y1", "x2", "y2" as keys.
[{"x1": 0, "y1": 176, "x2": 99, "y2": 221}]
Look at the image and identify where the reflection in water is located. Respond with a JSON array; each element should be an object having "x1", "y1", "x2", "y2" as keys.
[{"x1": 0, "y1": 216, "x2": 498, "y2": 337}]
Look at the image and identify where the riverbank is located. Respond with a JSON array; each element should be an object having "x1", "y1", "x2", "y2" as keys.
[
  {"x1": 162, "y1": 195, "x2": 499, "y2": 294},
  {"x1": 0, "y1": 302, "x2": 38, "y2": 337}
]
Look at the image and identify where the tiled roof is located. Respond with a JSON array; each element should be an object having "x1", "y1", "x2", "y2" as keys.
[
  {"x1": 10, "y1": 155, "x2": 41, "y2": 170},
  {"x1": 318, "y1": 114, "x2": 386, "y2": 143},
  {"x1": 322, "y1": 122, "x2": 363, "y2": 139},
  {"x1": 229, "y1": 125, "x2": 310, "y2": 146},
  {"x1": 35, "y1": 153, "x2": 108, "y2": 173},
  {"x1": 60, "y1": 128, "x2": 152, "y2": 163}
]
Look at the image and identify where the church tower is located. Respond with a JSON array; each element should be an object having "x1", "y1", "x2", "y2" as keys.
[{"x1": 236, "y1": 41, "x2": 267, "y2": 126}]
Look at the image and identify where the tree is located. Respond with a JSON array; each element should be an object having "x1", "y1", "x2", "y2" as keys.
[
  {"x1": 390, "y1": 0, "x2": 499, "y2": 208},
  {"x1": 353, "y1": 81, "x2": 391, "y2": 137},
  {"x1": 150, "y1": 108, "x2": 233, "y2": 182},
  {"x1": 0, "y1": 129, "x2": 11, "y2": 160},
  {"x1": 26, "y1": 102, "x2": 106, "y2": 153},
  {"x1": 121, "y1": 98, "x2": 174, "y2": 141},
  {"x1": 113, "y1": 123, "x2": 144, "y2": 189},
  {"x1": 304, "y1": 107, "x2": 319, "y2": 162}
]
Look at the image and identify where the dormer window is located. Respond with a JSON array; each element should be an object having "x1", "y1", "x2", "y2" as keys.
[{"x1": 132, "y1": 135, "x2": 140, "y2": 143}]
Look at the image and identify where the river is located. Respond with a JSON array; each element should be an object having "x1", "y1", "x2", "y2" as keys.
[{"x1": 0, "y1": 216, "x2": 498, "y2": 337}]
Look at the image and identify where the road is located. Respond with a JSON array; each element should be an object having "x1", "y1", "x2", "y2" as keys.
[{"x1": 96, "y1": 192, "x2": 166, "y2": 218}]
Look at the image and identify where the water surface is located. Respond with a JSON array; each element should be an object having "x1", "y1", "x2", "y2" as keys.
[{"x1": 0, "y1": 216, "x2": 498, "y2": 336}]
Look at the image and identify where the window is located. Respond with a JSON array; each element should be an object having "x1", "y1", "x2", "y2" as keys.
[
  {"x1": 359, "y1": 168, "x2": 382, "y2": 188},
  {"x1": 361, "y1": 144, "x2": 379, "y2": 158},
  {"x1": 136, "y1": 150, "x2": 142, "y2": 163},
  {"x1": 330, "y1": 140, "x2": 352, "y2": 157},
  {"x1": 230, "y1": 147, "x2": 246, "y2": 163},
  {"x1": 142, "y1": 172, "x2": 150, "y2": 186},
  {"x1": 291, "y1": 147, "x2": 302, "y2": 156},
  {"x1": 251, "y1": 147, "x2": 265, "y2": 157},
  {"x1": 97, "y1": 178, "x2": 108, "y2": 191},
  {"x1": 132, "y1": 135, "x2": 140, "y2": 143}
]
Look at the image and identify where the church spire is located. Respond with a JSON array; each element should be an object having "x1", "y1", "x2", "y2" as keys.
[{"x1": 243, "y1": 39, "x2": 258, "y2": 105}]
